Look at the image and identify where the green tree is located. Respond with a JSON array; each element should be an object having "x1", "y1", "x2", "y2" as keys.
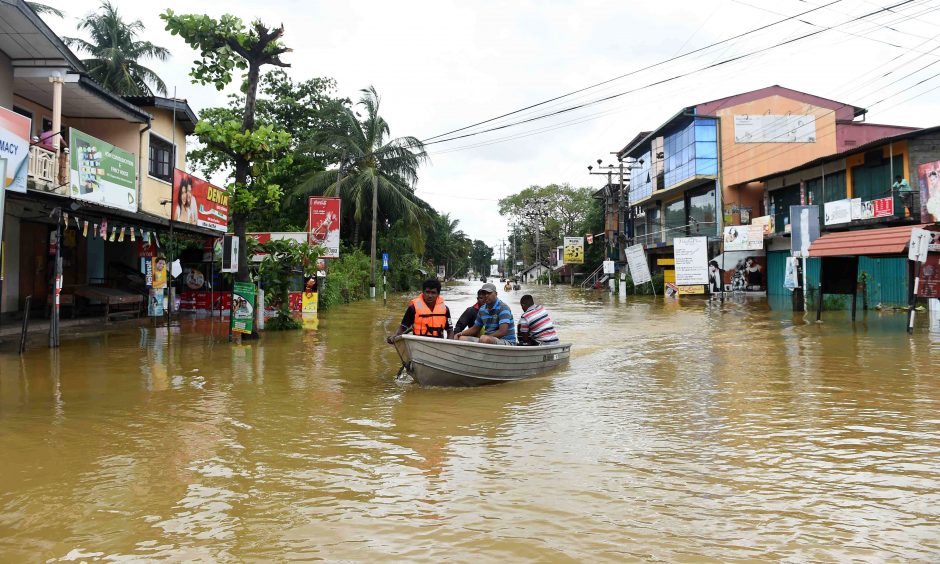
[
  {"x1": 470, "y1": 240, "x2": 494, "y2": 276},
  {"x1": 295, "y1": 86, "x2": 429, "y2": 295},
  {"x1": 27, "y1": 2, "x2": 63, "y2": 18},
  {"x1": 162, "y1": 10, "x2": 292, "y2": 284},
  {"x1": 65, "y1": 1, "x2": 169, "y2": 95},
  {"x1": 499, "y1": 183, "x2": 597, "y2": 265},
  {"x1": 252, "y1": 238, "x2": 323, "y2": 330}
]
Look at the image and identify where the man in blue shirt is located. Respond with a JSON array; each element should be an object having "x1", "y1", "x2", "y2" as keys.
[{"x1": 456, "y1": 283, "x2": 516, "y2": 346}]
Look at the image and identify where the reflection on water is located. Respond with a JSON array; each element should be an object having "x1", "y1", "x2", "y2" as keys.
[{"x1": 1, "y1": 282, "x2": 939, "y2": 561}]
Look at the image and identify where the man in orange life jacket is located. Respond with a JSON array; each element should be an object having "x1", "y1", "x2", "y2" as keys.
[{"x1": 387, "y1": 278, "x2": 453, "y2": 343}]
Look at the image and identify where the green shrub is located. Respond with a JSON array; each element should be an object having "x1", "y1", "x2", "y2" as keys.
[{"x1": 319, "y1": 250, "x2": 372, "y2": 310}]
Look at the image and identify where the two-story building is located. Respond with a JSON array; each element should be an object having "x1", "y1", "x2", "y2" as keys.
[
  {"x1": 614, "y1": 85, "x2": 916, "y2": 286},
  {"x1": 1, "y1": 0, "x2": 209, "y2": 322}
]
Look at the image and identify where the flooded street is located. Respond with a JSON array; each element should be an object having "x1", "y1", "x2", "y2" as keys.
[{"x1": 2, "y1": 281, "x2": 939, "y2": 561}]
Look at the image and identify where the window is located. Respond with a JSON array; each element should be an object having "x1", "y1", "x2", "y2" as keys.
[
  {"x1": 149, "y1": 134, "x2": 174, "y2": 182},
  {"x1": 664, "y1": 199, "x2": 686, "y2": 244},
  {"x1": 687, "y1": 185, "x2": 717, "y2": 235},
  {"x1": 770, "y1": 185, "x2": 802, "y2": 234},
  {"x1": 806, "y1": 170, "x2": 847, "y2": 226},
  {"x1": 646, "y1": 206, "x2": 661, "y2": 244}
]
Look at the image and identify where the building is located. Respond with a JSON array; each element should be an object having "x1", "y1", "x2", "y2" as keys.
[
  {"x1": 746, "y1": 126, "x2": 940, "y2": 305},
  {"x1": 614, "y1": 86, "x2": 916, "y2": 279},
  {"x1": 0, "y1": 0, "x2": 212, "y2": 322}
]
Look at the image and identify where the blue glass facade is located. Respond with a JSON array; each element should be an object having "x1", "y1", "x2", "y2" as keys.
[
  {"x1": 629, "y1": 149, "x2": 652, "y2": 203},
  {"x1": 663, "y1": 118, "x2": 718, "y2": 189}
]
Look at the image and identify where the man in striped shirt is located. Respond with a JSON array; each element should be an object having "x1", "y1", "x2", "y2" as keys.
[{"x1": 517, "y1": 295, "x2": 559, "y2": 346}]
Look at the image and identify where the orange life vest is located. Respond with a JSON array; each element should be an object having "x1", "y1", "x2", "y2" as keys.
[{"x1": 411, "y1": 295, "x2": 448, "y2": 338}]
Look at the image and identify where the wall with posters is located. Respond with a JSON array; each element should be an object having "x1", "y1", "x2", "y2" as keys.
[
  {"x1": 308, "y1": 197, "x2": 341, "y2": 258},
  {"x1": 0, "y1": 105, "x2": 31, "y2": 193},
  {"x1": 172, "y1": 169, "x2": 228, "y2": 232}
]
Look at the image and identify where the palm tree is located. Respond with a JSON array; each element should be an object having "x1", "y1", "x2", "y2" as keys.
[
  {"x1": 64, "y1": 1, "x2": 169, "y2": 96},
  {"x1": 297, "y1": 86, "x2": 429, "y2": 296},
  {"x1": 27, "y1": 2, "x2": 64, "y2": 18}
]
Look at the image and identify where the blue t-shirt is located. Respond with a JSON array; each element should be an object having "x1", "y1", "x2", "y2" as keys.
[{"x1": 474, "y1": 298, "x2": 516, "y2": 343}]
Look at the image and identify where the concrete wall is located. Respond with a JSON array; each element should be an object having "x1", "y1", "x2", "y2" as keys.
[
  {"x1": 140, "y1": 107, "x2": 188, "y2": 219},
  {"x1": 1, "y1": 215, "x2": 21, "y2": 315},
  {"x1": 716, "y1": 95, "x2": 839, "y2": 189},
  {"x1": 0, "y1": 50, "x2": 12, "y2": 109}
]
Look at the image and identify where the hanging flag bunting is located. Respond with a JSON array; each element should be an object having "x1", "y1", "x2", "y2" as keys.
[
  {"x1": 130, "y1": 227, "x2": 136, "y2": 242},
  {"x1": 109, "y1": 226, "x2": 116, "y2": 242},
  {"x1": 63, "y1": 212, "x2": 69, "y2": 230},
  {"x1": 82, "y1": 221, "x2": 89, "y2": 238},
  {"x1": 74, "y1": 217, "x2": 81, "y2": 231},
  {"x1": 143, "y1": 230, "x2": 150, "y2": 243},
  {"x1": 118, "y1": 226, "x2": 126, "y2": 242},
  {"x1": 93, "y1": 224, "x2": 98, "y2": 238},
  {"x1": 100, "y1": 218, "x2": 108, "y2": 239},
  {"x1": 153, "y1": 232, "x2": 160, "y2": 248}
]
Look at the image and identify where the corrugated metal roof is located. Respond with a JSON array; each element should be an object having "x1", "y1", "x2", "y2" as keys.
[{"x1": 808, "y1": 224, "x2": 928, "y2": 257}]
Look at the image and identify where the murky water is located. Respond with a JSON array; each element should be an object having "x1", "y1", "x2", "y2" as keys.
[{"x1": 1, "y1": 282, "x2": 939, "y2": 561}]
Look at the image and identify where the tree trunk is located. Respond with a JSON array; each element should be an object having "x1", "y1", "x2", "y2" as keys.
[
  {"x1": 370, "y1": 174, "x2": 378, "y2": 296},
  {"x1": 234, "y1": 62, "x2": 261, "y2": 283}
]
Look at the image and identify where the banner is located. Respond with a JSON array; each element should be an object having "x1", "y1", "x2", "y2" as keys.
[
  {"x1": 563, "y1": 236, "x2": 584, "y2": 264},
  {"x1": 917, "y1": 253, "x2": 940, "y2": 299},
  {"x1": 148, "y1": 288, "x2": 165, "y2": 316},
  {"x1": 674, "y1": 237, "x2": 708, "y2": 286},
  {"x1": 0, "y1": 106, "x2": 31, "y2": 193},
  {"x1": 917, "y1": 159, "x2": 940, "y2": 223},
  {"x1": 625, "y1": 243, "x2": 652, "y2": 285},
  {"x1": 784, "y1": 256, "x2": 800, "y2": 289},
  {"x1": 232, "y1": 281, "x2": 256, "y2": 334},
  {"x1": 723, "y1": 224, "x2": 764, "y2": 252},
  {"x1": 302, "y1": 276, "x2": 318, "y2": 314},
  {"x1": 172, "y1": 169, "x2": 228, "y2": 232},
  {"x1": 750, "y1": 215, "x2": 775, "y2": 235},
  {"x1": 69, "y1": 128, "x2": 137, "y2": 212},
  {"x1": 308, "y1": 197, "x2": 341, "y2": 258},
  {"x1": 790, "y1": 205, "x2": 820, "y2": 258},
  {"x1": 824, "y1": 199, "x2": 852, "y2": 225}
]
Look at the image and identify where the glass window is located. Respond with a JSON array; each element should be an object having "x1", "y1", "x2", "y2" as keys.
[
  {"x1": 149, "y1": 135, "x2": 174, "y2": 183},
  {"x1": 687, "y1": 185, "x2": 717, "y2": 235},
  {"x1": 770, "y1": 185, "x2": 802, "y2": 234},
  {"x1": 664, "y1": 199, "x2": 686, "y2": 243},
  {"x1": 695, "y1": 141, "x2": 717, "y2": 159}
]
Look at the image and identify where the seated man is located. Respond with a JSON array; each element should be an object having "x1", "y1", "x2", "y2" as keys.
[
  {"x1": 517, "y1": 294, "x2": 559, "y2": 346},
  {"x1": 454, "y1": 289, "x2": 485, "y2": 334},
  {"x1": 387, "y1": 278, "x2": 452, "y2": 343},
  {"x1": 456, "y1": 283, "x2": 516, "y2": 346}
]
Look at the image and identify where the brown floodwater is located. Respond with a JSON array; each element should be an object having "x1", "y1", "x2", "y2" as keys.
[{"x1": 1, "y1": 282, "x2": 939, "y2": 561}]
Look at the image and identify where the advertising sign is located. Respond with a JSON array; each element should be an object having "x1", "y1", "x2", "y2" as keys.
[
  {"x1": 674, "y1": 236, "x2": 708, "y2": 286},
  {"x1": 69, "y1": 128, "x2": 137, "y2": 212},
  {"x1": 148, "y1": 288, "x2": 165, "y2": 316},
  {"x1": 308, "y1": 197, "x2": 341, "y2": 258},
  {"x1": 917, "y1": 253, "x2": 940, "y2": 299},
  {"x1": 563, "y1": 236, "x2": 584, "y2": 264},
  {"x1": 824, "y1": 199, "x2": 852, "y2": 225},
  {"x1": 733, "y1": 114, "x2": 816, "y2": 143},
  {"x1": 602, "y1": 260, "x2": 615, "y2": 275},
  {"x1": 625, "y1": 243, "x2": 652, "y2": 285},
  {"x1": 0, "y1": 106, "x2": 30, "y2": 193},
  {"x1": 872, "y1": 197, "x2": 894, "y2": 218},
  {"x1": 917, "y1": 159, "x2": 940, "y2": 223},
  {"x1": 382, "y1": 252, "x2": 389, "y2": 271},
  {"x1": 437, "y1": 265, "x2": 446, "y2": 279},
  {"x1": 151, "y1": 256, "x2": 168, "y2": 289},
  {"x1": 490, "y1": 264, "x2": 499, "y2": 277},
  {"x1": 302, "y1": 275, "x2": 318, "y2": 314},
  {"x1": 723, "y1": 224, "x2": 764, "y2": 252},
  {"x1": 678, "y1": 285, "x2": 705, "y2": 295},
  {"x1": 750, "y1": 215, "x2": 775, "y2": 236},
  {"x1": 784, "y1": 256, "x2": 800, "y2": 289},
  {"x1": 232, "y1": 281, "x2": 256, "y2": 334},
  {"x1": 909, "y1": 228, "x2": 931, "y2": 263},
  {"x1": 172, "y1": 169, "x2": 228, "y2": 232},
  {"x1": 790, "y1": 205, "x2": 820, "y2": 258}
]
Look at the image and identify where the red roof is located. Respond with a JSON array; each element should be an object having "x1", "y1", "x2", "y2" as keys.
[{"x1": 808, "y1": 224, "x2": 928, "y2": 257}]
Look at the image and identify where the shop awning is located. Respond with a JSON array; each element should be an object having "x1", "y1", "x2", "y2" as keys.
[{"x1": 808, "y1": 224, "x2": 928, "y2": 257}]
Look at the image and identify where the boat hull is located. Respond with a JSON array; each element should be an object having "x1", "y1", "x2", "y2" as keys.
[{"x1": 392, "y1": 335, "x2": 571, "y2": 387}]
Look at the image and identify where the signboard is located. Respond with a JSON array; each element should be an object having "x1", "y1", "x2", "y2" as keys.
[
  {"x1": 437, "y1": 265, "x2": 446, "y2": 279},
  {"x1": 917, "y1": 159, "x2": 940, "y2": 223},
  {"x1": 221, "y1": 234, "x2": 239, "y2": 273},
  {"x1": 872, "y1": 197, "x2": 894, "y2": 218},
  {"x1": 824, "y1": 199, "x2": 852, "y2": 225},
  {"x1": 750, "y1": 215, "x2": 775, "y2": 236},
  {"x1": 910, "y1": 228, "x2": 931, "y2": 263},
  {"x1": 723, "y1": 224, "x2": 763, "y2": 252},
  {"x1": 851, "y1": 198, "x2": 863, "y2": 220},
  {"x1": 0, "y1": 106, "x2": 30, "y2": 193},
  {"x1": 678, "y1": 285, "x2": 705, "y2": 295},
  {"x1": 784, "y1": 256, "x2": 800, "y2": 289},
  {"x1": 308, "y1": 197, "x2": 341, "y2": 258},
  {"x1": 917, "y1": 253, "x2": 940, "y2": 299},
  {"x1": 232, "y1": 281, "x2": 256, "y2": 334},
  {"x1": 148, "y1": 288, "x2": 165, "y2": 316},
  {"x1": 563, "y1": 236, "x2": 584, "y2": 264},
  {"x1": 733, "y1": 114, "x2": 816, "y2": 143},
  {"x1": 172, "y1": 169, "x2": 228, "y2": 232},
  {"x1": 302, "y1": 275, "x2": 318, "y2": 314},
  {"x1": 382, "y1": 252, "x2": 389, "y2": 271},
  {"x1": 790, "y1": 205, "x2": 820, "y2": 258},
  {"x1": 625, "y1": 243, "x2": 652, "y2": 285},
  {"x1": 674, "y1": 236, "x2": 708, "y2": 286},
  {"x1": 490, "y1": 264, "x2": 499, "y2": 276},
  {"x1": 69, "y1": 128, "x2": 137, "y2": 212}
]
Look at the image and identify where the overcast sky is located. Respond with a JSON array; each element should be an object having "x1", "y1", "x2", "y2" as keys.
[{"x1": 42, "y1": 0, "x2": 940, "y2": 254}]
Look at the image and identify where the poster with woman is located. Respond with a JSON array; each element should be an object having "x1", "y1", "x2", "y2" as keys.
[{"x1": 918, "y1": 159, "x2": 940, "y2": 223}]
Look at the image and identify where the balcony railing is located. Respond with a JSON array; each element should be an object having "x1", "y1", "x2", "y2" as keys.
[
  {"x1": 27, "y1": 145, "x2": 68, "y2": 196},
  {"x1": 632, "y1": 221, "x2": 719, "y2": 247}
]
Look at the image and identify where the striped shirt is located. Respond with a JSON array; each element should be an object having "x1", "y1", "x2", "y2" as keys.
[
  {"x1": 474, "y1": 298, "x2": 516, "y2": 343},
  {"x1": 519, "y1": 304, "x2": 559, "y2": 345}
]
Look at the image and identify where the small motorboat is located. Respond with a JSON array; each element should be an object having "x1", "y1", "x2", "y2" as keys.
[{"x1": 390, "y1": 335, "x2": 571, "y2": 387}]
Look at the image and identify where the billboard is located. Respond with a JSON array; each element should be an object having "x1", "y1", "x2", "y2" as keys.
[
  {"x1": 824, "y1": 199, "x2": 852, "y2": 226},
  {"x1": 917, "y1": 159, "x2": 940, "y2": 223},
  {"x1": 723, "y1": 224, "x2": 763, "y2": 252},
  {"x1": 172, "y1": 169, "x2": 228, "y2": 232},
  {"x1": 625, "y1": 243, "x2": 652, "y2": 285},
  {"x1": 308, "y1": 197, "x2": 341, "y2": 258},
  {"x1": 69, "y1": 128, "x2": 137, "y2": 212},
  {"x1": 733, "y1": 114, "x2": 816, "y2": 143},
  {"x1": 563, "y1": 236, "x2": 584, "y2": 264},
  {"x1": 674, "y1": 236, "x2": 708, "y2": 286},
  {"x1": 0, "y1": 106, "x2": 31, "y2": 193},
  {"x1": 790, "y1": 205, "x2": 820, "y2": 258}
]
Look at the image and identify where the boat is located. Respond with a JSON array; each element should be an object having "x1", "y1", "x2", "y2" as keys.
[{"x1": 390, "y1": 335, "x2": 571, "y2": 387}]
